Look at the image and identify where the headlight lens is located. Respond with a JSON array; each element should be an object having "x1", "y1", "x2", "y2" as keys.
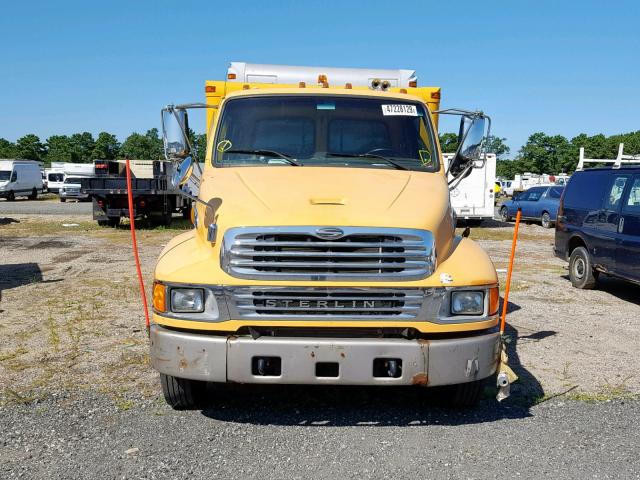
[
  {"x1": 451, "y1": 291, "x2": 484, "y2": 315},
  {"x1": 170, "y1": 288, "x2": 204, "y2": 313}
]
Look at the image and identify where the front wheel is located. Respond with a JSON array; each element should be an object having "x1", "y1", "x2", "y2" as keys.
[
  {"x1": 160, "y1": 373, "x2": 207, "y2": 410},
  {"x1": 569, "y1": 246, "x2": 598, "y2": 289},
  {"x1": 541, "y1": 212, "x2": 552, "y2": 229},
  {"x1": 28, "y1": 188, "x2": 37, "y2": 200},
  {"x1": 6, "y1": 191, "x2": 15, "y2": 202},
  {"x1": 500, "y1": 206, "x2": 511, "y2": 222}
]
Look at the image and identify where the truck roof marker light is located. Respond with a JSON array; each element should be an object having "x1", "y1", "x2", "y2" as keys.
[
  {"x1": 409, "y1": 80, "x2": 417, "y2": 88},
  {"x1": 345, "y1": 83, "x2": 352, "y2": 89},
  {"x1": 242, "y1": 84, "x2": 250, "y2": 90},
  {"x1": 152, "y1": 283, "x2": 167, "y2": 313},
  {"x1": 227, "y1": 73, "x2": 236, "y2": 80},
  {"x1": 317, "y1": 74, "x2": 328, "y2": 85},
  {"x1": 205, "y1": 85, "x2": 216, "y2": 93},
  {"x1": 399, "y1": 88, "x2": 407, "y2": 94},
  {"x1": 299, "y1": 81, "x2": 306, "y2": 88},
  {"x1": 431, "y1": 91, "x2": 441, "y2": 99},
  {"x1": 322, "y1": 82, "x2": 329, "y2": 88}
]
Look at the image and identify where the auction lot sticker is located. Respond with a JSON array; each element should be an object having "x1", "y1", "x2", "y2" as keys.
[{"x1": 381, "y1": 104, "x2": 418, "y2": 116}]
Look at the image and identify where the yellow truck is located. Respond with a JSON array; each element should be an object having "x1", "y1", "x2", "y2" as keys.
[{"x1": 151, "y1": 63, "x2": 500, "y2": 409}]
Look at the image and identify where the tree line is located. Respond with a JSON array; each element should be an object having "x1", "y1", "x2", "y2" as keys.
[
  {"x1": 2, "y1": 129, "x2": 639, "y2": 179},
  {"x1": 0, "y1": 130, "x2": 207, "y2": 166},
  {"x1": 439, "y1": 131, "x2": 640, "y2": 179}
]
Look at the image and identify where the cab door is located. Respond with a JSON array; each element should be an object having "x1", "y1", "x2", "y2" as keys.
[{"x1": 615, "y1": 175, "x2": 640, "y2": 282}]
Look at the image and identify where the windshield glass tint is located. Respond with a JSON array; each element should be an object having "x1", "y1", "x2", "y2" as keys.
[
  {"x1": 213, "y1": 96, "x2": 437, "y2": 171},
  {"x1": 0, "y1": 171, "x2": 10, "y2": 181},
  {"x1": 48, "y1": 173, "x2": 64, "y2": 182}
]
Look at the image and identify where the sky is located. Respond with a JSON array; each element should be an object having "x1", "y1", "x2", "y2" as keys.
[{"x1": 1, "y1": 0, "x2": 639, "y2": 155}]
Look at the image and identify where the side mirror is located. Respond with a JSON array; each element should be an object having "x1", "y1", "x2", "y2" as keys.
[
  {"x1": 171, "y1": 156, "x2": 194, "y2": 189},
  {"x1": 448, "y1": 115, "x2": 487, "y2": 178},
  {"x1": 162, "y1": 106, "x2": 190, "y2": 160}
]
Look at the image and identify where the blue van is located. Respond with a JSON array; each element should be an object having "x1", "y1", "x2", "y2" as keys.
[{"x1": 555, "y1": 167, "x2": 640, "y2": 288}]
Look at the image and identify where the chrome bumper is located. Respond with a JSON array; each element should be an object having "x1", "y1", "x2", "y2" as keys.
[{"x1": 150, "y1": 325, "x2": 500, "y2": 386}]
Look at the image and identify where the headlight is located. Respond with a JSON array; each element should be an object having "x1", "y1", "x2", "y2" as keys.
[
  {"x1": 170, "y1": 288, "x2": 204, "y2": 313},
  {"x1": 451, "y1": 291, "x2": 484, "y2": 315}
]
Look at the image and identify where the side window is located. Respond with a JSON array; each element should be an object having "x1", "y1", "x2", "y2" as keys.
[
  {"x1": 548, "y1": 187, "x2": 563, "y2": 199},
  {"x1": 10, "y1": 170, "x2": 17, "y2": 182},
  {"x1": 604, "y1": 176, "x2": 628, "y2": 211},
  {"x1": 528, "y1": 188, "x2": 543, "y2": 201},
  {"x1": 623, "y1": 177, "x2": 640, "y2": 214}
]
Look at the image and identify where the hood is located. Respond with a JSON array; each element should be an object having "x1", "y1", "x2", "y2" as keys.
[{"x1": 198, "y1": 166, "x2": 451, "y2": 233}]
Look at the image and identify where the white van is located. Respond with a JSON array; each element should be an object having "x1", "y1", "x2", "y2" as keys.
[
  {"x1": 0, "y1": 160, "x2": 44, "y2": 201},
  {"x1": 44, "y1": 168, "x2": 65, "y2": 193}
]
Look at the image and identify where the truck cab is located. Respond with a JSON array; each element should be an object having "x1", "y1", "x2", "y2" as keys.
[{"x1": 150, "y1": 64, "x2": 500, "y2": 408}]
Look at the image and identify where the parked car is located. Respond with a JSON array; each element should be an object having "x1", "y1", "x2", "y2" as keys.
[
  {"x1": 0, "y1": 160, "x2": 43, "y2": 201},
  {"x1": 59, "y1": 177, "x2": 90, "y2": 202},
  {"x1": 555, "y1": 167, "x2": 640, "y2": 288},
  {"x1": 499, "y1": 185, "x2": 564, "y2": 228}
]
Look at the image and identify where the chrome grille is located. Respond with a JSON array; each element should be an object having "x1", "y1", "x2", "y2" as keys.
[
  {"x1": 221, "y1": 227, "x2": 435, "y2": 281},
  {"x1": 229, "y1": 287, "x2": 427, "y2": 320}
]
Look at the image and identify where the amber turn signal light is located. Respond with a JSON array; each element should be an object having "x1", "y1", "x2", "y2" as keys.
[
  {"x1": 489, "y1": 286, "x2": 500, "y2": 315},
  {"x1": 153, "y1": 282, "x2": 167, "y2": 313}
]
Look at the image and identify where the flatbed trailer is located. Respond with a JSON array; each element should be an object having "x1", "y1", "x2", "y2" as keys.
[{"x1": 80, "y1": 160, "x2": 190, "y2": 227}]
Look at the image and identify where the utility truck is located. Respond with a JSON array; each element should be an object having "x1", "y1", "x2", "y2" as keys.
[
  {"x1": 443, "y1": 153, "x2": 497, "y2": 225},
  {"x1": 80, "y1": 159, "x2": 191, "y2": 226},
  {"x1": 150, "y1": 62, "x2": 502, "y2": 408}
]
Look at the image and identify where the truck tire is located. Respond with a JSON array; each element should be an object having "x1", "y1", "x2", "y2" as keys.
[
  {"x1": 60, "y1": 198, "x2": 66, "y2": 203},
  {"x1": 445, "y1": 379, "x2": 484, "y2": 407},
  {"x1": 160, "y1": 373, "x2": 207, "y2": 409},
  {"x1": 541, "y1": 211, "x2": 552, "y2": 228},
  {"x1": 569, "y1": 246, "x2": 598, "y2": 289},
  {"x1": 107, "y1": 216, "x2": 120, "y2": 228},
  {"x1": 29, "y1": 188, "x2": 38, "y2": 200},
  {"x1": 6, "y1": 191, "x2": 15, "y2": 201},
  {"x1": 97, "y1": 219, "x2": 109, "y2": 227}
]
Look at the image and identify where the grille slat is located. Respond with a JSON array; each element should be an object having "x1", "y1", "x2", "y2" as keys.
[
  {"x1": 229, "y1": 287, "x2": 426, "y2": 320},
  {"x1": 222, "y1": 227, "x2": 435, "y2": 281}
]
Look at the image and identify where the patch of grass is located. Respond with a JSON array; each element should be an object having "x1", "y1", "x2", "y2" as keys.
[
  {"x1": 0, "y1": 347, "x2": 27, "y2": 361},
  {"x1": 116, "y1": 399, "x2": 135, "y2": 411},
  {"x1": 46, "y1": 311, "x2": 60, "y2": 351},
  {"x1": 0, "y1": 219, "x2": 102, "y2": 237},
  {"x1": 569, "y1": 377, "x2": 636, "y2": 402},
  {"x1": 458, "y1": 228, "x2": 546, "y2": 242}
]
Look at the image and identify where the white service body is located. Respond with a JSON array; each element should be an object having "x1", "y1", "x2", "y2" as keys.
[
  {"x1": 227, "y1": 62, "x2": 417, "y2": 88},
  {"x1": 443, "y1": 153, "x2": 497, "y2": 222},
  {"x1": 0, "y1": 160, "x2": 43, "y2": 200}
]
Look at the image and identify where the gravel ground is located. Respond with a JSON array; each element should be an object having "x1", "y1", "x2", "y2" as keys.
[
  {"x1": 0, "y1": 197, "x2": 92, "y2": 215},
  {"x1": 1, "y1": 391, "x2": 639, "y2": 479},
  {"x1": 1, "y1": 211, "x2": 639, "y2": 479}
]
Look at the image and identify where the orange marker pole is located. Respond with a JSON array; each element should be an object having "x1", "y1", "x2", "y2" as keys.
[
  {"x1": 125, "y1": 159, "x2": 150, "y2": 332},
  {"x1": 500, "y1": 208, "x2": 522, "y2": 334}
]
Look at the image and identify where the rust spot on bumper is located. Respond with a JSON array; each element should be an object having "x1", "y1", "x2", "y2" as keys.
[{"x1": 411, "y1": 373, "x2": 429, "y2": 385}]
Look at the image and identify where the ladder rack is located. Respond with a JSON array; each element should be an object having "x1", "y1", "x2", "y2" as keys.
[{"x1": 577, "y1": 143, "x2": 640, "y2": 170}]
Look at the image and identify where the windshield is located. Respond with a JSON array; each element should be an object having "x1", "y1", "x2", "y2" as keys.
[
  {"x1": 48, "y1": 173, "x2": 64, "y2": 182},
  {"x1": 64, "y1": 177, "x2": 81, "y2": 184},
  {"x1": 0, "y1": 170, "x2": 10, "y2": 181},
  {"x1": 213, "y1": 95, "x2": 438, "y2": 172}
]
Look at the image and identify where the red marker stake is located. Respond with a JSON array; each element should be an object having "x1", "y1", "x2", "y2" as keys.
[{"x1": 125, "y1": 159, "x2": 150, "y2": 331}]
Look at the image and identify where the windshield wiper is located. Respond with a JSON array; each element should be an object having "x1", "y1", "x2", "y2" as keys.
[
  {"x1": 224, "y1": 149, "x2": 301, "y2": 166},
  {"x1": 326, "y1": 152, "x2": 408, "y2": 171}
]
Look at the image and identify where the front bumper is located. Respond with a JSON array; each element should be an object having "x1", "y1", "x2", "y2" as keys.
[
  {"x1": 60, "y1": 191, "x2": 89, "y2": 200},
  {"x1": 150, "y1": 324, "x2": 500, "y2": 386}
]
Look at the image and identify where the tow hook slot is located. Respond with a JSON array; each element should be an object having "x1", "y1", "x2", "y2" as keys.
[
  {"x1": 373, "y1": 358, "x2": 403, "y2": 378},
  {"x1": 252, "y1": 356, "x2": 281, "y2": 376}
]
